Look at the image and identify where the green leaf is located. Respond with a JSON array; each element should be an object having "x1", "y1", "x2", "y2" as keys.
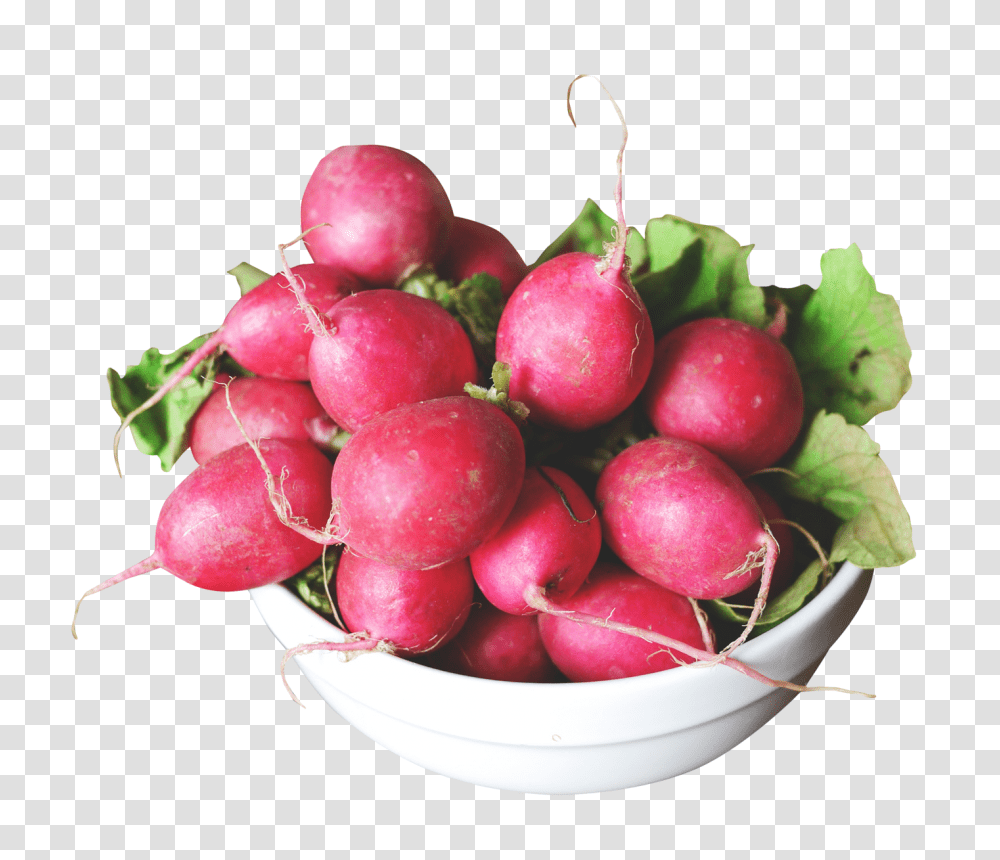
[
  {"x1": 781, "y1": 410, "x2": 915, "y2": 569},
  {"x1": 530, "y1": 198, "x2": 647, "y2": 274},
  {"x1": 227, "y1": 262, "x2": 272, "y2": 296},
  {"x1": 789, "y1": 244, "x2": 912, "y2": 425},
  {"x1": 704, "y1": 558, "x2": 824, "y2": 636},
  {"x1": 632, "y1": 214, "x2": 767, "y2": 335},
  {"x1": 532, "y1": 199, "x2": 616, "y2": 267},
  {"x1": 107, "y1": 333, "x2": 220, "y2": 472}
]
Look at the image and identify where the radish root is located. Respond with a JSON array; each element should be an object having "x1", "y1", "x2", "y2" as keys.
[
  {"x1": 222, "y1": 380, "x2": 343, "y2": 546},
  {"x1": 277, "y1": 224, "x2": 336, "y2": 339},
  {"x1": 524, "y1": 586, "x2": 872, "y2": 698},
  {"x1": 280, "y1": 635, "x2": 392, "y2": 707},
  {"x1": 71, "y1": 554, "x2": 160, "y2": 639}
]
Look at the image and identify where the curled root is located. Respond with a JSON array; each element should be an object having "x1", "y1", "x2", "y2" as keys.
[{"x1": 222, "y1": 381, "x2": 343, "y2": 546}]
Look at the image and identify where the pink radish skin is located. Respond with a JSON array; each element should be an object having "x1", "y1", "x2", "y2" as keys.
[
  {"x1": 329, "y1": 396, "x2": 526, "y2": 569},
  {"x1": 537, "y1": 562, "x2": 709, "y2": 682},
  {"x1": 469, "y1": 466, "x2": 601, "y2": 616},
  {"x1": 189, "y1": 378, "x2": 337, "y2": 464},
  {"x1": 495, "y1": 251, "x2": 654, "y2": 431},
  {"x1": 308, "y1": 290, "x2": 479, "y2": 433},
  {"x1": 595, "y1": 436, "x2": 778, "y2": 600},
  {"x1": 426, "y1": 600, "x2": 561, "y2": 683},
  {"x1": 336, "y1": 552, "x2": 475, "y2": 654},
  {"x1": 301, "y1": 145, "x2": 454, "y2": 287},
  {"x1": 113, "y1": 264, "x2": 359, "y2": 472},
  {"x1": 641, "y1": 317, "x2": 805, "y2": 475},
  {"x1": 72, "y1": 440, "x2": 334, "y2": 636},
  {"x1": 438, "y1": 217, "x2": 529, "y2": 299}
]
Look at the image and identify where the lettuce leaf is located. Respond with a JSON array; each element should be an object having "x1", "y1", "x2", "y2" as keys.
[
  {"x1": 633, "y1": 214, "x2": 767, "y2": 334},
  {"x1": 107, "y1": 334, "x2": 221, "y2": 472},
  {"x1": 530, "y1": 198, "x2": 648, "y2": 272},
  {"x1": 784, "y1": 244, "x2": 912, "y2": 425},
  {"x1": 780, "y1": 410, "x2": 915, "y2": 569}
]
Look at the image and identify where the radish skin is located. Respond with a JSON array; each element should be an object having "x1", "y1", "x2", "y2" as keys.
[
  {"x1": 469, "y1": 466, "x2": 601, "y2": 616},
  {"x1": 301, "y1": 145, "x2": 454, "y2": 287},
  {"x1": 189, "y1": 378, "x2": 337, "y2": 464},
  {"x1": 73, "y1": 440, "x2": 333, "y2": 637}
]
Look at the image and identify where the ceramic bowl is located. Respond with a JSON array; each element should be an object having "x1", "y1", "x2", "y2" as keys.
[{"x1": 250, "y1": 562, "x2": 872, "y2": 794}]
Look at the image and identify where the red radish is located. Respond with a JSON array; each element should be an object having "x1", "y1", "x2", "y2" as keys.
[
  {"x1": 72, "y1": 440, "x2": 333, "y2": 637},
  {"x1": 537, "y1": 562, "x2": 708, "y2": 682},
  {"x1": 336, "y1": 552, "x2": 474, "y2": 654},
  {"x1": 113, "y1": 264, "x2": 359, "y2": 472},
  {"x1": 438, "y1": 217, "x2": 529, "y2": 299},
  {"x1": 308, "y1": 289, "x2": 479, "y2": 433},
  {"x1": 469, "y1": 466, "x2": 601, "y2": 616},
  {"x1": 301, "y1": 145, "x2": 454, "y2": 287},
  {"x1": 596, "y1": 436, "x2": 778, "y2": 601},
  {"x1": 526, "y1": 562, "x2": 870, "y2": 696},
  {"x1": 189, "y1": 377, "x2": 338, "y2": 464},
  {"x1": 327, "y1": 395, "x2": 526, "y2": 569},
  {"x1": 280, "y1": 552, "x2": 475, "y2": 706},
  {"x1": 426, "y1": 600, "x2": 561, "y2": 683},
  {"x1": 641, "y1": 317, "x2": 805, "y2": 475},
  {"x1": 495, "y1": 78, "x2": 654, "y2": 431}
]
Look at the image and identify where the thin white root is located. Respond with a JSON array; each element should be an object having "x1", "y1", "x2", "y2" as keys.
[
  {"x1": 280, "y1": 634, "x2": 387, "y2": 707},
  {"x1": 277, "y1": 224, "x2": 335, "y2": 339},
  {"x1": 688, "y1": 596, "x2": 717, "y2": 654},
  {"x1": 222, "y1": 381, "x2": 342, "y2": 546}
]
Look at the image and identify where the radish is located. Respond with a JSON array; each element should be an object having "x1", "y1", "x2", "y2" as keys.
[
  {"x1": 595, "y1": 435, "x2": 781, "y2": 656},
  {"x1": 596, "y1": 436, "x2": 777, "y2": 601},
  {"x1": 189, "y1": 377, "x2": 338, "y2": 464},
  {"x1": 300, "y1": 145, "x2": 454, "y2": 287},
  {"x1": 72, "y1": 439, "x2": 334, "y2": 637},
  {"x1": 324, "y1": 395, "x2": 526, "y2": 569},
  {"x1": 494, "y1": 77, "x2": 654, "y2": 431},
  {"x1": 438, "y1": 217, "x2": 529, "y2": 299},
  {"x1": 307, "y1": 289, "x2": 479, "y2": 433},
  {"x1": 113, "y1": 263, "x2": 359, "y2": 473},
  {"x1": 280, "y1": 552, "x2": 475, "y2": 706},
  {"x1": 530, "y1": 561, "x2": 868, "y2": 695},
  {"x1": 537, "y1": 562, "x2": 708, "y2": 681},
  {"x1": 469, "y1": 466, "x2": 601, "y2": 616},
  {"x1": 426, "y1": 600, "x2": 561, "y2": 683},
  {"x1": 641, "y1": 317, "x2": 805, "y2": 475},
  {"x1": 336, "y1": 552, "x2": 474, "y2": 654}
]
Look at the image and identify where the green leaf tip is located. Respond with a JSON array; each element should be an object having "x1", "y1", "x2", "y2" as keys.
[
  {"x1": 107, "y1": 333, "x2": 219, "y2": 472},
  {"x1": 227, "y1": 262, "x2": 272, "y2": 296}
]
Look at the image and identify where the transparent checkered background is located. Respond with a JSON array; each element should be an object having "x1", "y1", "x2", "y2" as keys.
[{"x1": 1, "y1": 1, "x2": 996, "y2": 856}]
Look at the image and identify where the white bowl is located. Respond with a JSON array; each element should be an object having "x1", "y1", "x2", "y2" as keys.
[{"x1": 251, "y1": 562, "x2": 872, "y2": 794}]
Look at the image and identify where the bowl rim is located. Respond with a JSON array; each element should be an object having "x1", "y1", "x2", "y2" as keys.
[{"x1": 251, "y1": 561, "x2": 871, "y2": 747}]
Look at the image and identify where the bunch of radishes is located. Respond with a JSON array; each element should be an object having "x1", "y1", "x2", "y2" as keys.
[{"x1": 82, "y1": 81, "x2": 905, "y2": 702}]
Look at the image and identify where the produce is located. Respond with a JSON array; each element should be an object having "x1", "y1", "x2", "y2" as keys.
[
  {"x1": 96, "y1": 78, "x2": 915, "y2": 704},
  {"x1": 188, "y1": 377, "x2": 338, "y2": 464},
  {"x1": 307, "y1": 288, "x2": 479, "y2": 433}
]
